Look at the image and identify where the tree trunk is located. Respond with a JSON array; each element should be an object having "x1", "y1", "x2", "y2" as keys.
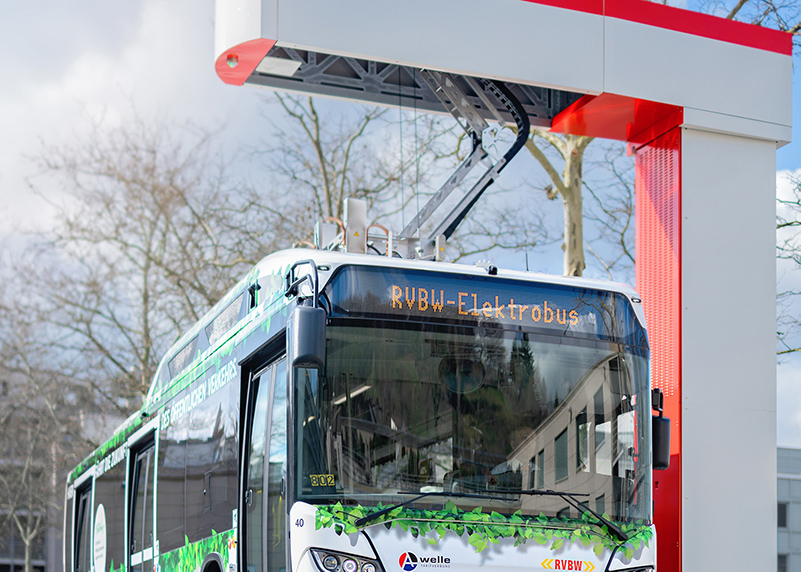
[
  {"x1": 525, "y1": 132, "x2": 592, "y2": 277},
  {"x1": 24, "y1": 535, "x2": 32, "y2": 572},
  {"x1": 561, "y1": 137, "x2": 587, "y2": 276}
]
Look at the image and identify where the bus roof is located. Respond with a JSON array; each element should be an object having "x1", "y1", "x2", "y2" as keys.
[{"x1": 150, "y1": 249, "x2": 646, "y2": 394}]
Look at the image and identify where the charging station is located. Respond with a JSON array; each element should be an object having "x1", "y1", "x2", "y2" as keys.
[{"x1": 214, "y1": 2, "x2": 792, "y2": 568}]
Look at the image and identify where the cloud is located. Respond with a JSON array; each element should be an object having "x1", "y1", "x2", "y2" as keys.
[
  {"x1": 777, "y1": 168, "x2": 800, "y2": 203},
  {"x1": 0, "y1": 0, "x2": 266, "y2": 234},
  {"x1": 777, "y1": 170, "x2": 801, "y2": 293},
  {"x1": 663, "y1": 0, "x2": 688, "y2": 9},
  {"x1": 776, "y1": 169, "x2": 801, "y2": 446},
  {"x1": 778, "y1": 357, "x2": 801, "y2": 447}
]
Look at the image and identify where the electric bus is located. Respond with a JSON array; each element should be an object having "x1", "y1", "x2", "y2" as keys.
[{"x1": 64, "y1": 243, "x2": 667, "y2": 572}]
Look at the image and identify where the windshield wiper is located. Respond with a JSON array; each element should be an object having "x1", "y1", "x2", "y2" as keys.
[
  {"x1": 490, "y1": 488, "x2": 629, "y2": 542},
  {"x1": 353, "y1": 490, "x2": 517, "y2": 527}
]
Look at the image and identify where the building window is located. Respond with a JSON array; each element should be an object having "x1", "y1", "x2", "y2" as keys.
[
  {"x1": 594, "y1": 387, "x2": 605, "y2": 448},
  {"x1": 576, "y1": 407, "x2": 589, "y2": 472},
  {"x1": 778, "y1": 554, "x2": 787, "y2": 572},
  {"x1": 594, "y1": 387, "x2": 612, "y2": 475},
  {"x1": 596, "y1": 494, "x2": 605, "y2": 516},
  {"x1": 531, "y1": 450, "x2": 545, "y2": 489},
  {"x1": 536, "y1": 450, "x2": 545, "y2": 489},
  {"x1": 778, "y1": 502, "x2": 788, "y2": 528},
  {"x1": 555, "y1": 428, "x2": 568, "y2": 482}
]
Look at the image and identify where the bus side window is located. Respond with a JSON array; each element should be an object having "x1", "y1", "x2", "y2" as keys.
[
  {"x1": 94, "y1": 455, "x2": 126, "y2": 572},
  {"x1": 129, "y1": 442, "x2": 156, "y2": 572},
  {"x1": 74, "y1": 486, "x2": 92, "y2": 572},
  {"x1": 158, "y1": 415, "x2": 187, "y2": 554},
  {"x1": 186, "y1": 370, "x2": 239, "y2": 541}
]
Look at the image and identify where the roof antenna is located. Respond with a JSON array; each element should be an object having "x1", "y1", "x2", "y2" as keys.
[{"x1": 525, "y1": 251, "x2": 530, "y2": 272}]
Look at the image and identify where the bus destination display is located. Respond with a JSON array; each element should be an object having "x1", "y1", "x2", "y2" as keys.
[{"x1": 327, "y1": 266, "x2": 646, "y2": 346}]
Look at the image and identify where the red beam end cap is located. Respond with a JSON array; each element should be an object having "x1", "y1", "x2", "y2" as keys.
[{"x1": 215, "y1": 38, "x2": 276, "y2": 86}]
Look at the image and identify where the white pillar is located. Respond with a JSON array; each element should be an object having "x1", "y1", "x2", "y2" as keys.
[{"x1": 681, "y1": 128, "x2": 777, "y2": 570}]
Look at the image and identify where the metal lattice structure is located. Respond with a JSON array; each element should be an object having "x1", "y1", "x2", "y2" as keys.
[{"x1": 248, "y1": 46, "x2": 582, "y2": 128}]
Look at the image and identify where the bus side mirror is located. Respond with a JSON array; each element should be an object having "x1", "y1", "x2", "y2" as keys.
[
  {"x1": 652, "y1": 388, "x2": 671, "y2": 471},
  {"x1": 289, "y1": 305, "x2": 326, "y2": 369}
]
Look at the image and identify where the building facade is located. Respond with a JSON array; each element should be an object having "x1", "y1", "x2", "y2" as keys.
[{"x1": 778, "y1": 447, "x2": 801, "y2": 571}]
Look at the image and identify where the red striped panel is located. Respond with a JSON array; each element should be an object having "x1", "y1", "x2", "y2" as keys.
[
  {"x1": 520, "y1": 0, "x2": 603, "y2": 15},
  {"x1": 520, "y1": 0, "x2": 792, "y2": 55},
  {"x1": 635, "y1": 127, "x2": 682, "y2": 572},
  {"x1": 607, "y1": 0, "x2": 792, "y2": 55}
]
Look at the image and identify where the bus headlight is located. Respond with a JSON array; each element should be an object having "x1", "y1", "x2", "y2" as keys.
[{"x1": 310, "y1": 549, "x2": 384, "y2": 572}]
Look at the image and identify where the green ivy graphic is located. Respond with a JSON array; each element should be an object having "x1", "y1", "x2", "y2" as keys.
[
  {"x1": 159, "y1": 529, "x2": 235, "y2": 572},
  {"x1": 103, "y1": 559, "x2": 125, "y2": 572},
  {"x1": 315, "y1": 502, "x2": 652, "y2": 559}
]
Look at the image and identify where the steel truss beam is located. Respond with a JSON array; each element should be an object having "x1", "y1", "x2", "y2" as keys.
[{"x1": 247, "y1": 46, "x2": 582, "y2": 128}]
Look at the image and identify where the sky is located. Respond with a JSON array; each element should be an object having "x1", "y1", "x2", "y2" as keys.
[
  {"x1": 0, "y1": 1, "x2": 267, "y2": 228},
  {"x1": 2, "y1": 0, "x2": 801, "y2": 447}
]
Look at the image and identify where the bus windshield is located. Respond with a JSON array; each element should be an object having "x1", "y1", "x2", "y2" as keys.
[{"x1": 295, "y1": 320, "x2": 652, "y2": 524}]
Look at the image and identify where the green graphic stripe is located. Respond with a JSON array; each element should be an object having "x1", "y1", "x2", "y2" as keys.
[
  {"x1": 316, "y1": 502, "x2": 652, "y2": 559},
  {"x1": 69, "y1": 413, "x2": 143, "y2": 482}
]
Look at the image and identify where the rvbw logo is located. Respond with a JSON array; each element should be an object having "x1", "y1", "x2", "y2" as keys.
[{"x1": 398, "y1": 552, "x2": 451, "y2": 571}]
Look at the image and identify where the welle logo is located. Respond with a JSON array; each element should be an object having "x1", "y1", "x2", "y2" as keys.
[
  {"x1": 398, "y1": 553, "x2": 418, "y2": 571},
  {"x1": 398, "y1": 552, "x2": 451, "y2": 570}
]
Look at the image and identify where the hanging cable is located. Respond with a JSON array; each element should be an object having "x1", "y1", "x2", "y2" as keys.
[
  {"x1": 398, "y1": 67, "x2": 405, "y2": 230},
  {"x1": 413, "y1": 70, "x2": 421, "y2": 238}
]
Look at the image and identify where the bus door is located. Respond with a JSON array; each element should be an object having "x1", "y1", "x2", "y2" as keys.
[
  {"x1": 128, "y1": 432, "x2": 156, "y2": 572},
  {"x1": 242, "y1": 358, "x2": 288, "y2": 572}
]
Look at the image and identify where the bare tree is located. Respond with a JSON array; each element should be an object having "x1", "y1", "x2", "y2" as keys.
[
  {"x1": 524, "y1": 132, "x2": 595, "y2": 276},
  {"x1": 446, "y1": 134, "x2": 633, "y2": 280},
  {"x1": 0, "y1": 99, "x2": 459, "y2": 570},
  {"x1": 777, "y1": 171, "x2": 801, "y2": 355},
  {"x1": 698, "y1": 0, "x2": 801, "y2": 35},
  {"x1": 449, "y1": 192, "x2": 556, "y2": 262},
  {"x1": 24, "y1": 117, "x2": 277, "y2": 412},
  {"x1": 0, "y1": 287, "x2": 88, "y2": 572},
  {"x1": 13, "y1": 94, "x2": 454, "y2": 442},
  {"x1": 582, "y1": 143, "x2": 636, "y2": 281},
  {"x1": 253, "y1": 93, "x2": 457, "y2": 244},
  {"x1": 0, "y1": 402, "x2": 59, "y2": 572},
  {"x1": 1, "y1": 115, "x2": 286, "y2": 571}
]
